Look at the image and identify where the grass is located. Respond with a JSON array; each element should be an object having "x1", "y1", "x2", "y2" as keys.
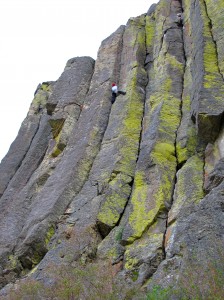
[{"x1": 4, "y1": 261, "x2": 141, "y2": 300}]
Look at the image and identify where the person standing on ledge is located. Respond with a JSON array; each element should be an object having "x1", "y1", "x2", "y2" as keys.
[{"x1": 111, "y1": 83, "x2": 126, "y2": 104}]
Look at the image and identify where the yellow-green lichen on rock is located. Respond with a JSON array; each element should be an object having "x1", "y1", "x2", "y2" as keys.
[
  {"x1": 19, "y1": 226, "x2": 55, "y2": 270},
  {"x1": 175, "y1": 1, "x2": 198, "y2": 165},
  {"x1": 124, "y1": 220, "x2": 165, "y2": 275},
  {"x1": 152, "y1": 0, "x2": 167, "y2": 57},
  {"x1": 124, "y1": 232, "x2": 164, "y2": 271},
  {"x1": 122, "y1": 0, "x2": 185, "y2": 246},
  {"x1": 127, "y1": 14, "x2": 146, "y2": 47},
  {"x1": 97, "y1": 226, "x2": 125, "y2": 263},
  {"x1": 182, "y1": 0, "x2": 224, "y2": 150},
  {"x1": 41, "y1": 82, "x2": 53, "y2": 92},
  {"x1": 125, "y1": 171, "x2": 150, "y2": 242},
  {"x1": 145, "y1": 13, "x2": 156, "y2": 51},
  {"x1": 176, "y1": 125, "x2": 197, "y2": 164},
  {"x1": 176, "y1": 80, "x2": 198, "y2": 164},
  {"x1": 45, "y1": 225, "x2": 55, "y2": 247},
  {"x1": 30, "y1": 247, "x2": 44, "y2": 267},
  {"x1": 29, "y1": 82, "x2": 52, "y2": 114},
  {"x1": 49, "y1": 118, "x2": 66, "y2": 157},
  {"x1": 168, "y1": 155, "x2": 204, "y2": 225},
  {"x1": 51, "y1": 130, "x2": 65, "y2": 157},
  {"x1": 97, "y1": 174, "x2": 132, "y2": 236},
  {"x1": 199, "y1": 0, "x2": 224, "y2": 103},
  {"x1": 125, "y1": 139, "x2": 177, "y2": 244},
  {"x1": 118, "y1": 67, "x2": 147, "y2": 176},
  {"x1": 49, "y1": 119, "x2": 65, "y2": 139},
  {"x1": 124, "y1": 78, "x2": 182, "y2": 242},
  {"x1": 7, "y1": 255, "x2": 21, "y2": 271},
  {"x1": 182, "y1": 0, "x2": 192, "y2": 35},
  {"x1": 204, "y1": 0, "x2": 224, "y2": 77},
  {"x1": 48, "y1": 106, "x2": 80, "y2": 158}
]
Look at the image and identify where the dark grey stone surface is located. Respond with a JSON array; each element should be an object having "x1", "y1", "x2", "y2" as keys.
[{"x1": 10, "y1": 26, "x2": 125, "y2": 272}]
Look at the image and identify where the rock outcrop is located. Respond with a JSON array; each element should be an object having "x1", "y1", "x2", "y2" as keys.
[{"x1": 0, "y1": 0, "x2": 224, "y2": 298}]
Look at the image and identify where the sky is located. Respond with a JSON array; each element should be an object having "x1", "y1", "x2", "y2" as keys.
[{"x1": 0, "y1": 0, "x2": 158, "y2": 162}]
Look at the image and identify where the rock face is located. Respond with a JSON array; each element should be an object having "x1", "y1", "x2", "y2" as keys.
[{"x1": 0, "y1": 0, "x2": 224, "y2": 298}]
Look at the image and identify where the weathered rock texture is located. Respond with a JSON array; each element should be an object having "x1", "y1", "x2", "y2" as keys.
[{"x1": 0, "y1": 0, "x2": 224, "y2": 298}]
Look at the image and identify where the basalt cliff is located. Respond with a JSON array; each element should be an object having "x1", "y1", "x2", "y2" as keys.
[{"x1": 0, "y1": 0, "x2": 224, "y2": 299}]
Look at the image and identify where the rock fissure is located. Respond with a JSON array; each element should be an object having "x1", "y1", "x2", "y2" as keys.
[
  {"x1": 0, "y1": 115, "x2": 44, "y2": 199},
  {"x1": 115, "y1": 177, "x2": 134, "y2": 229},
  {"x1": 160, "y1": 0, "x2": 188, "y2": 261},
  {"x1": 96, "y1": 15, "x2": 148, "y2": 238},
  {"x1": 62, "y1": 101, "x2": 83, "y2": 109},
  {"x1": 136, "y1": 16, "x2": 150, "y2": 164},
  {"x1": 158, "y1": 19, "x2": 167, "y2": 56},
  {"x1": 1, "y1": 115, "x2": 46, "y2": 203}
]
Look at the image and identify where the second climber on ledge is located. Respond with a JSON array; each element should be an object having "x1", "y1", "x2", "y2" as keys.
[{"x1": 111, "y1": 83, "x2": 126, "y2": 104}]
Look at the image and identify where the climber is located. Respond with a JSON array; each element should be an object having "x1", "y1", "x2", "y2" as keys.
[
  {"x1": 111, "y1": 83, "x2": 126, "y2": 104},
  {"x1": 176, "y1": 13, "x2": 183, "y2": 26}
]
